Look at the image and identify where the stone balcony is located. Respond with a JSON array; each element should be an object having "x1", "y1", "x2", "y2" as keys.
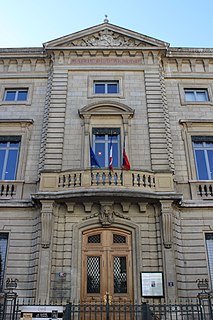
[
  {"x1": 0, "y1": 180, "x2": 24, "y2": 199},
  {"x1": 39, "y1": 169, "x2": 175, "y2": 199},
  {"x1": 0, "y1": 180, "x2": 36, "y2": 204},
  {"x1": 190, "y1": 180, "x2": 213, "y2": 200}
]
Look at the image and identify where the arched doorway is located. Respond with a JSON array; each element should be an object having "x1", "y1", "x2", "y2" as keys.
[{"x1": 81, "y1": 227, "x2": 133, "y2": 303}]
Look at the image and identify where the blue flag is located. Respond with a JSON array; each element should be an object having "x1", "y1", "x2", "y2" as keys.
[{"x1": 90, "y1": 145, "x2": 101, "y2": 168}]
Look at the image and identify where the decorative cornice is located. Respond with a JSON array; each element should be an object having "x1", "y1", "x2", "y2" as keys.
[{"x1": 167, "y1": 47, "x2": 213, "y2": 59}]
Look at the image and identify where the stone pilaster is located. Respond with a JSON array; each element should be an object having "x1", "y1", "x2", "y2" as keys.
[
  {"x1": 160, "y1": 200, "x2": 177, "y2": 300},
  {"x1": 36, "y1": 200, "x2": 55, "y2": 303}
]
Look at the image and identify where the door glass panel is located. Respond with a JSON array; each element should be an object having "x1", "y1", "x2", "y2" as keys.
[
  {"x1": 113, "y1": 256, "x2": 127, "y2": 293},
  {"x1": 87, "y1": 256, "x2": 100, "y2": 293},
  {"x1": 88, "y1": 234, "x2": 101, "y2": 243},
  {"x1": 113, "y1": 234, "x2": 126, "y2": 243}
]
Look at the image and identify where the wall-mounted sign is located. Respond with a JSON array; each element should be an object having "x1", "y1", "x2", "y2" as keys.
[{"x1": 141, "y1": 272, "x2": 164, "y2": 297}]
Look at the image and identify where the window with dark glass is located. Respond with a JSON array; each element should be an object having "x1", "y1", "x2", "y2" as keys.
[
  {"x1": 184, "y1": 89, "x2": 209, "y2": 102},
  {"x1": 94, "y1": 81, "x2": 119, "y2": 94},
  {"x1": 0, "y1": 233, "x2": 8, "y2": 291},
  {"x1": 205, "y1": 234, "x2": 213, "y2": 289},
  {"x1": 192, "y1": 136, "x2": 213, "y2": 180},
  {"x1": 4, "y1": 89, "x2": 28, "y2": 101},
  {"x1": 92, "y1": 128, "x2": 120, "y2": 168},
  {"x1": 0, "y1": 136, "x2": 21, "y2": 180}
]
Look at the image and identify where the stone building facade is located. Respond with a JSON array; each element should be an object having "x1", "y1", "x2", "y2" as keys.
[{"x1": 1, "y1": 21, "x2": 213, "y2": 304}]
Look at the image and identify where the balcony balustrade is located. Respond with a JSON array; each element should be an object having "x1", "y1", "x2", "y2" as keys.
[
  {"x1": 0, "y1": 170, "x2": 175, "y2": 201},
  {"x1": 190, "y1": 181, "x2": 213, "y2": 200},
  {"x1": 40, "y1": 169, "x2": 174, "y2": 193},
  {"x1": 0, "y1": 181, "x2": 24, "y2": 199}
]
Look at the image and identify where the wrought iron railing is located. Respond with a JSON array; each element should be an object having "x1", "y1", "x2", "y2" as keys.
[
  {"x1": 63, "y1": 300, "x2": 212, "y2": 320},
  {"x1": 2, "y1": 299, "x2": 213, "y2": 320}
]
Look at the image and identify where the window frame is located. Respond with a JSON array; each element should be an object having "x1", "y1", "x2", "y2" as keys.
[
  {"x1": 93, "y1": 81, "x2": 119, "y2": 95},
  {"x1": 0, "y1": 136, "x2": 21, "y2": 180},
  {"x1": 0, "y1": 84, "x2": 33, "y2": 106},
  {"x1": 4, "y1": 89, "x2": 28, "y2": 102},
  {"x1": 184, "y1": 89, "x2": 209, "y2": 102},
  {"x1": 92, "y1": 127, "x2": 121, "y2": 168},
  {"x1": 180, "y1": 120, "x2": 213, "y2": 181},
  {"x1": 192, "y1": 137, "x2": 213, "y2": 180},
  {"x1": 0, "y1": 120, "x2": 33, "y2": 181},
  {"x1": 88, "y1": 76, "x2": 124, "y2": 98},
  {"x1": 179, "y1": 84, "x2": 213, "y2": 106}
]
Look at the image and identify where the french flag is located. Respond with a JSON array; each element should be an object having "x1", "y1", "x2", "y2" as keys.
[
  {"x1": 122, "y1": 136, "x2": 130, "y2": 170},
  {"x1": 109, "y1": 136, "x2": 113, "y2": 171}
]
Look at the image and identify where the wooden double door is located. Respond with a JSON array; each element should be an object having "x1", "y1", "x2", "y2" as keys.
[{"x1": 81, "y1": 228, "x2": 133, "y2": 303}]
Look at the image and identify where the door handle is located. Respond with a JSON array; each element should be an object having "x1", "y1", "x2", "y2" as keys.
[{"x1": 103, "y1": 292, "x2": 112, "y2": 305}]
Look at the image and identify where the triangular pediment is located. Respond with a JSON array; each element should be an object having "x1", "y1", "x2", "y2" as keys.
[{"x1": 43, "y1": 23, "x2": 169, "y2": 49}]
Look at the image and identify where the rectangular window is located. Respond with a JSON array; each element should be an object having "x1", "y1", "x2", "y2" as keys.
[
  {"x1": 0, "y1": 136, "x2": 21, "y2": 180},
  {"x1": 184, "y1": 89, "x2": 209, "y2": 102},
  {"x1": 4, "y1": 89, "x2": 28, "y2": 101},
  {"x1": 205, "y1": 234, "x2": 213, "y2": 289},
  {"x1": 94, "y1": 81, "x2": 119, "y2": 94},
  {"x1": 192, "y1": 136, "x2": 213, "y2": 180},
  {"x1": 0, "y1": 233, "x2": 8, "y2": 291},
  {"x1": 92, "y1": 128, "x2": 120, "y2": 168}
]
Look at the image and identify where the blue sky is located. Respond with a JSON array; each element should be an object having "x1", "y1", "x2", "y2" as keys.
[{"x1": 0, "y1": 0, "x2": 212, "y2": 48}]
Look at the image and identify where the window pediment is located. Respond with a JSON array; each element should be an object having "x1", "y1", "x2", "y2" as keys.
[{"x1": 79, "y1": 101, "x2": 135, "y2": 118}]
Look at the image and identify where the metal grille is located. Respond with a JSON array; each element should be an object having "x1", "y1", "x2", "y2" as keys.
[
  {"x1": 88, "y1": 234, "x2": 101, "y2": 243},
  {"x1": 87, "y1": 257, "x2": 100, "y2": 293},
  {"x1": 113, "y1": 234, "x2": 126, "y2": 243},
  {"x1": 113, "y1": 256, "x2": 127, "y2": 293}
]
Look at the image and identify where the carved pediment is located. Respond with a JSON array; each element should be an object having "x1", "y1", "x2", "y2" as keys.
[
  {"x1": 44, "y1": 23, "x2": 169, "y2": 49},
  {"x1": 58, "y1": 29, "x2": 149, "y2": 48}
]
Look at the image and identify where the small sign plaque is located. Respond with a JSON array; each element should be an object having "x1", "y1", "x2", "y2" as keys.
[{"x1": 141, "y1": 272, "x2": 164, "y2": 297}]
